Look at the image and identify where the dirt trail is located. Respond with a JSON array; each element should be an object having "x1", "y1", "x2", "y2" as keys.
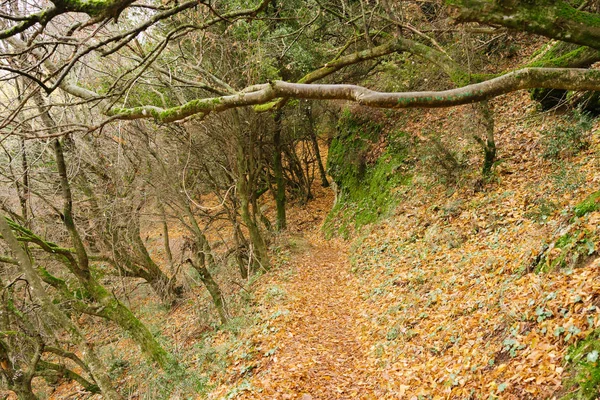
[{"x1": 242, "y1": 238, "x2": 379, "y2": 399}]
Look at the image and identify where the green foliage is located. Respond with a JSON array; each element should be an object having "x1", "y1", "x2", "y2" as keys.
[
  {"x1": 419, "y1": 132, "x2": 467, "y2": 184},
  {"x1": 535, "y1": 229, "x2": 596, "y2": 273},
  {"x1": 324, "y1": 109, "x2": 412, "y2": 238},
  {"x1": 525, "y1": 197, "x2": 558, "y2": 223},
  {"x1": 574, "y1": 190, "x2": 600, "y2": 217},
  {"x1": 541, "y1": 110, "x2": 593, "y2": 160},
  {"x1": 551, "y1": 162, "x2": 587, "y2": 193},
  {"x1": 563, "y1": 330, "x2": 600, "y2": 399}
]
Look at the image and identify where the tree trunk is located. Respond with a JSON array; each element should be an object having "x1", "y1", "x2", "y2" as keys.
[
  {"x1": 473, "y1": 101, "x2": 496, "y2": 176},
  {"x1": 179, "y1": 199, "x2": 229, "y2": 322},
  {"x1": 131, "y1": 219, "x2": 180, "y2": 304},
  {"x1": 0, "y1": 216, "x2": 123, "y2": 400},
  {"x1": 186, "y1": 258, "x2": 227, "y2": 324},
  {"x1": 305, "y1": 103, "x2": 329, "y2": 187},
  {"x1": 77, "y1": 172, "x2": 178, "y2": 304},
  {"x1": 451, "y1": 0, "x2": 600, "y2": 51},
  {"x1": 12, "y1": 381, "x2": 38, "y2": 400},
  {"x1": 234, "y1": 224, "x2": 250, "y2": 280},
  {"x1": 95, "y1": 290, "x2": 175, "y2": 368},
  {"x1": 159, "y1": 203, "x2": 174, "y2": 270},
  {"x1": 47, "y1": 119, "x2": 174, "y2": 370},
  {"x1": 36, "y1": 360, "x2": 99, "y2": 394},
  {"x1": 528, "y1": 42, "x2": 600, "y2": 111},
  {"x1": 18, "y1": 139, "x2": 30, "y2": 224},
  {"x1": 232, "y1": 110, "x2": 270, "y2": 271},
  {"x1": 273, "y1": 110, "x2": 286, "y2": 231}
]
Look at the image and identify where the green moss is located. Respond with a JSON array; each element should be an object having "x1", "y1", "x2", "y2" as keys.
[
  {"x1": 323, "y1": 109, "x2": 411, "y2": 238},
  {"x1": 253, "y1": 101, "x2": 278, "y2": 112},
  {"x1": 528, "y1": 46, "x2": 590, "y2": 68},
  {"x1": 528, "y1": 44, "x2": 600, "y2": 111},
  {"x1": 574, "y1": 190, "x2": 600, "y2": 217},
  {"x1": 37, "y1": 266, "x2": 69, "y2": 291},
  {"x1": 562, "y1": 330, "x2": 600, "y2": 399},
  {"x1": 61, "y1": 0, "x2": 123, "y2": 17},
  {"x1": 555, "y1": 1, "x2": 600, "y2": 28},
  {"x1": 536, "y1": 229, "x2": 596, "y2": 273}
]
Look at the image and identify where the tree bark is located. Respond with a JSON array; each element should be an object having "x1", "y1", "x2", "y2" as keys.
[
  {"x1": 527, "y1": 42, "x2": 600, "y2": 110},
  {"x1": 305, "y1": 104, "x2": 329, "y2": 188},
  {"x1": 159, "y1": 203, "x2": 174, "y2": 270},
  {"x1": 33, "y1": 94, "x2": 175, "y2": 370},
  {"x1": 449, "y1": 0, "x2": 600, "y2": 51},
  {"x1": 186, "y1": 258, "x2": 227, "y2": 324},
  {"x1": 105, "y1": 68, "x2": 600, "y2": 122},
  {"x1": 0, "y1": 217, "x2": 123, "y2": 400},
  {"x1": 130, "y1": 218, "x2": 180, "y2": 304},
  {"x1": 273, "y1": 110, "x2": 286, "y2": 231},
  {"x1": 472, "y1": 101, "x2": 496, "y2": 176},
  {"x1": 232, "y1": 111, "x2": 270, "y2": 271}
]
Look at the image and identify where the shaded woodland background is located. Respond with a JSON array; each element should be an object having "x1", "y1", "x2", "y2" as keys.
[{"x1": 1, "y1": 0, "x2": 600, "y2": 398}]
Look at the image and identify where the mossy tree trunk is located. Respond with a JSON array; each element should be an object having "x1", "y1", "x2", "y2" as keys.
[
  {"x1": 472, "y1": 101, "x2": 496, "y2": 176},
  {"x1": 0, "y1": 337, "x2": 38, "y2": 400},
  {"x1": 9, "y1": 380, "x2": 38, "y2": 400},
  {"x1": 237, "y1": 171, "x2": 270, "y2": 271},
  {"x1": 273, "y1": 109, "x2": 287, "y2": 231},
  {"x1": 159, "y1": 203, "x2": 174, "y2": 271},
  {"x1": 527, "y1": 42, "x2": 600, "y2": 110},
  {"x1": 179, "y1": 199, "x2": 229, "y2": 324},
  {"x1": 450, "y1": 0, "x2": 600, "y2": 50},
  {"x1": 186, "y1": 257, "x2": 227, "y2": 324},
  {"x1": 305, "y1": 103, "x2": 329, "y2": 188},
  {"x1": 130, "y1": 215, "x2": 181, "y2": 304},
  {"x1": 144, "y1": 139, "x2": 229, "y2": 323},
  {"x1": 0, "y1": 216, "x2": 123, "y2": 400},
  {"x1": 53, "y1": 140, "x2": 176, "y2": 369},
  {"x1": 32, "y1": 92, "x2": 176, "y2": 370},
  {"x1": 232, "y1": 110, "x2": 270, "y2": 271},
  {"x1": 76, "y1": 161, "x2": 180, "y2": 305}
]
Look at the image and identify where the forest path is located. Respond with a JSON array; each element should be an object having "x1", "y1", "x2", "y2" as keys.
[{"x1": 240, "y1": 237, "x2": 380, "y2": 399}]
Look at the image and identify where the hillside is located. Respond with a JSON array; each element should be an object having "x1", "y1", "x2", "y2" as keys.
[
  {"x1": 201, "y1": 92, "x2": 600, "y2": 399},
  {"x1": 3, "y1": 2, "x2": 600, "y2": 400},
  {"x1": 2, "y1": 86, "x2": 598, "y2": 400}
]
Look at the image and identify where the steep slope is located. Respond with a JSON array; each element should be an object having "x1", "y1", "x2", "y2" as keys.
[{"x1": 210, "y1": 91, "x2": 600, "y2": 399}]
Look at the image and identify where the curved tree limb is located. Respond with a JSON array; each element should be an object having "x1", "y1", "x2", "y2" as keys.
[
  {"x1": 106, "y1": 68, "x2": 600, "y2": 123},
  {"x1": 257, "y1": 35, "x2": 464, "y2": 111},
  {"x1": 449, "y1": 0, "x2": 600, "y2": 50},
  {"x1": 0, "y1": 7, "x2": 60, "y2": 40}
]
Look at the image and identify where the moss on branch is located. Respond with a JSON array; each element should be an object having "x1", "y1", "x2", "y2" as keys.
[{"x1": 449, "y1": 0, "x2": 600, "y2": 50}]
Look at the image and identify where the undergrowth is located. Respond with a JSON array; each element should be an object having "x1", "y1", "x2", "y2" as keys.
[
  {"x1": 542, "y1": 110, "x2": 593, "y2": 160},
  {"x1": 563, "y1": 330, "x2": 600, "y2": 399}
]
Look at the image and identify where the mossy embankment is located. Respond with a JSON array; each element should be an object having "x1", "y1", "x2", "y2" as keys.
[{"x1": 323, "y1": 108, "x2": 412, "y2": 238}]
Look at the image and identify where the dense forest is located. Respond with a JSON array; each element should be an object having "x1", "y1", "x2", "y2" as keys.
[{"x1": 1, "y1": 0, "x2": 600, "y2": 398}]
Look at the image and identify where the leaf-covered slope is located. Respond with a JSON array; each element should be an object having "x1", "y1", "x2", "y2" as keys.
[{"x1": 209, "y1": 89, "x2": 600, "y2": 399}]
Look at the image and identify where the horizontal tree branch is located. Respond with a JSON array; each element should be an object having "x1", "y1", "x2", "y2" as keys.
[
  {"x1": 106, "y1": 68, "x2": 600, "y2": 123},
  {"x1": 0, "y1": 7, "x2": 60, "y2": 40},
  {"x1": 449, "y1": 0, "x2": 600, "y2": 50}
]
